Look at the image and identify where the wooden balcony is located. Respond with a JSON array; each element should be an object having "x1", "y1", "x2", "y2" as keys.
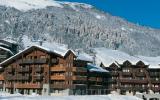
[
  {"x1": 33, "y1": 75, "x2": 43, "y2": 80},
  {"x1": 15, "y1": 74, "x2": 30, "y2": 80},
  {"x1": 134, "y1": 86, "x2": 148, "y2": 91},
  {"x1": 134, "y1": 79, "x2": 148, "y2": 84},
  {"x1": 50, "y1": 84, "x2": 67, "y2": 89},
  {"x1": 0, "y1": 75, "x2": 4, "y2": 80},
  {"x1": 111, "y1": 72, "x2": 119, "y2": 76},
  {"x1": 72, "y1": 84, "x2": 87, "y2": 89},
  {"x1": 120, "y1": 86, "x2": 132, "y2": 90},
  {"x1": 5, "y1": 84, "x2": 13, "y2": 88},
  {"x1": 150, "y1": 79, "x2": 160, "y2": 84},
  {"x1": 150, "y1": 73, "x2": 160, "y2": 77},
  {"x1": 50, "y1": 75, "x2": 66, "y2": 80},
  {"x1": 34, "y1": 58, "x2": 47, "y2": 64},
  {"x1": 5, "y1": 75, "x2": 15, "y2": 80},
  {"x1": 19, "y1": 58, "x2": 47, "y2": 64},
  {"x1": 35, "y1": 67, "x2": 43, "y2": 72},
  {"x1": 88, "y1": 77, "x2": 97, "y2": 81},
  {"x1": 135, "y1": 72, "x2": 146, "y2": 77},
  {"x1": 50, "y1": 67, "x2": 66, "y2": 72},
  {"x1": 122, "y1": 72, "x2": 132, "y2": 76},
  {"x1": 108, "y1": 79, "x2": 117, "y2": 83},
  {"x1": 19, "y1": 59, "x2": 34, "y2": 64},
  {"x1": 6, "y1": 68, "x2": 12, "y2": 72},
  {"x1": 119, "y1": 78, "x2": 148, "y2": 84},
  {"x1": 15, "y1": 83, "x2": 42, "y2": 89},
  {"x1": 72, "y1": 67, "x2": 87, "y2": 72},
  {"x1": 18, "y1": 67, "x2": 30, "y2": 72},
  {"x1": 72, "y1": 76, "x2": 87, "y2": 81}
]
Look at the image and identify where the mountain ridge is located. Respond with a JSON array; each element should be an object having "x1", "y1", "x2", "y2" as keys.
[{"x1": 0, "y1": 0, "x2": 160, "y2": 56}]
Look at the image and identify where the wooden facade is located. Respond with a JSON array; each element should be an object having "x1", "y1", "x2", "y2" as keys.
[
  {"x1": 0, "y1": 46, "x2": 109, "y2": 95},
  {"x1": 104, "y1": 60, "x2": 160, "y2": 95}
]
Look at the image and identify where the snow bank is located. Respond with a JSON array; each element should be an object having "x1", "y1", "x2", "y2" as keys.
[{"x1": 0, "y1": 94, "x2": 142, "y2": 100}]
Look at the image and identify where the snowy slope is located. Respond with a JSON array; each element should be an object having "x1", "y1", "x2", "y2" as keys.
[
  {"x1": 0, "y1": 0, "x2": 63, "y2": 11},
  {"x1": 0, "y1": 0, "x2": 93, "y2": 11}
]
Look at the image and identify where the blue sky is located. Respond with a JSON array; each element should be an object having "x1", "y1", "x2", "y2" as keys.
[{"x1": 59, "y1": 0, "x2": 160, "y2": 29}]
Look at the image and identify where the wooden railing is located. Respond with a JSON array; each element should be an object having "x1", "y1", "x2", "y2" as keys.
[
  {"x1": 119, "y1": 78, "x2": 148, "y2": 84},
  {"x1": 15, "y1": 83, "x2": 42, "y2": 89},
  {"x1": 88, "y1": 77, "x2": 97, "y2": 81},
  {"x1": 50, "y1": 75, "x2": 66, "y2": 80},
  {"x1": 72, "y1": 67, "x2": 87, "y2": 72},
  {"x1": 72, "y1": 76, "x2": 87, "y2": 81},
  {"x1": 50, "y1": 67, "x2": 66, "y2": 72}
]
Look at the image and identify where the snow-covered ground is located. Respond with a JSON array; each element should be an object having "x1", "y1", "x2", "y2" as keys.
[{"x1": 0, "y1": 93, "x2": 142, "y2": 100}]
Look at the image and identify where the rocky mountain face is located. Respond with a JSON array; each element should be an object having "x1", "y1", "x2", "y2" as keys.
[{"x1": 0, "y1": 1, "x2": 160, "y2": 56}]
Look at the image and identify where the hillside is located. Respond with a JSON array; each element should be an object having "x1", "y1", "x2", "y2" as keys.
[{"x1": 0, "y1": 0, "x2": 160, "y2": 56}]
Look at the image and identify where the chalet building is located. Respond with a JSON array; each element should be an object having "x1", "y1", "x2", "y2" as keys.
[
  {"x1": 87, "y1": 63, "x2": 110, "y2": 95},
  {"x1": 101, "y1": 60, "x2": 160, "y2": 95},
  {"x1": 0, "y1": 45, "x2": 109, "y2": 95},
  {"x1": 0, "y1": 39, "x2": 18, "y2": 63}
]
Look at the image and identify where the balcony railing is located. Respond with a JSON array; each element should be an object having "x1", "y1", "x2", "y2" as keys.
[
  {"x1": 150, "y1": 73, "x2": 160, "y2": 77},
  {"x1": 19, "y1": 58, "x2": 47, "y2": 64},
  {"x1": 5, "y1": 75, "x2": 15, "y2": 80},
  {"x1": 0, "y1": 75, "x2": 4, "y2": 80},
  {"x1": 88, "y1": 77, "x2": 97, "y2": 81},
  {"x1": 135, "y1": 72, "x2": 146, "y2": 77},
  {"x1": 121, "y1": 72, "x2": 132, "y2": 76},
  {"x1": 120, "y1": 86, "x2": 132, "y2": 90},
  {"x1": 34, "y1": 58, "x2": 47, "y2": 64},
  {"x1": 15, "y1": 74, "x2": 30, "y2": 80},
  {"x1": 72, "y1": 76, "x2": 87, "y2": 81},
  {"x1": 33, "y1": 75, "x2": 43, "y2": 80},
  {"x1": 111, "y1": 72, "x2": 119, "y2": 76},
  {"x1": 134, "y1": 86, "x2": 148, "y2": 91},
  {"x1": 18, "y1": 67, "x2": 30, "y2": 72},
  {"x1": 50, "y1": 75, "x2": 66, "y2": 80},
  {"x1": 150, "y1": 79, "x2": 160, "y2": 84},
  {"x1": 6, "y1": 68, "x2": 12, "y2": 72},
  {"x1": 50, "y1": 67, "x2": 66, "y2": 72},
  {"x1": 15, "y1": 83, "x2": 42, "y2": 89},
  {"x1": 72, "y1": 67, "x2": 87, "y2": 72},
  {"x1": 119, "y1": 78, "x2": 148, "y2": 84},
  {"x1": 35, "y1": 67, "x2": 43, "y2": 72},
  {"x1": 50, "y1": 84, "x2": 67, "y2": 89}
]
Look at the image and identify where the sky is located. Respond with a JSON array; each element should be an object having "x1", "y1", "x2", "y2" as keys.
[{"x1": 59, "y1": 0, "x2": 160, "y2": 29}]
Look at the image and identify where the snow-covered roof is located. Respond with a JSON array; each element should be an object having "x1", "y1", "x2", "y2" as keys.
[
  {"x1": 0, "y1": 43, "x2": 9, "y2": 47},
  {"x1": 0, "y1": 46, "x2": 14, "y2": 55},
  {"x1": 76, "y1": 52, "x2": 93, "y2": 62},
  {"x1": 137, "y1": 56, "x2": 160, "y2": 69},
  {"x1": 0, "y1": 45, "x2": 75, "y2": 66},
  {"x1": 95, "y1": 48, "x2": 142, "y2": 67},
  {"x1": 87, "y1": 63, "x2": 108, "y2": 73},
  {"x1": 95, "y1": 48, "x2": 160, "y2": 69}
]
